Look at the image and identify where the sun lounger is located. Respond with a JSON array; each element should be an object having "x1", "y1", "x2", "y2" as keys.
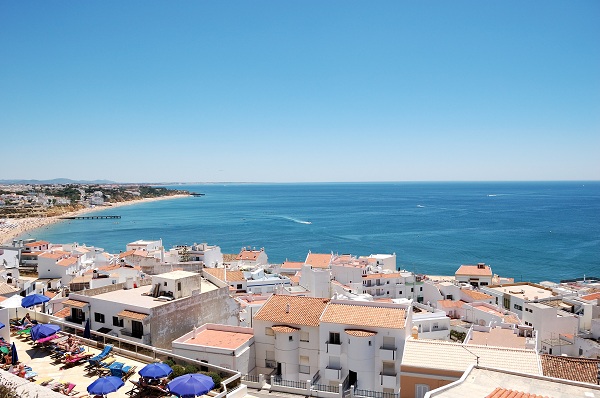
[
  {"x1": 90, "y1": 357, "x2": 116, "y2": 376},
  {"x1": 61, "y1": 352, "x2": 94, "y2": 368},
  {"x1": 86, "y1": 344, "x2": 113, "y2": 368},
  {"x1": 34, "y1": 377, "x2": 53, "y2": 386}
]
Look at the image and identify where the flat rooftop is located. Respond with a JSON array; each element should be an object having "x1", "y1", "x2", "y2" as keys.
[
  {"x1": 486, "y1": 284, "x2": 554, "y2": 300},
  {"x1": 85, "y1": 280, "x2": 219, "y2": 308},
  {"x1": 183, "y1": 328, "x2": 253, "y2": 350},
  {"x1": 468, "y1": 328, "x2": 527, "y2": 349}
]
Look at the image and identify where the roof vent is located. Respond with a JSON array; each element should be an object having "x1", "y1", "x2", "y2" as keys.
[{"x1": 286, "y1": 303, "x2": 290, "y2": 313}]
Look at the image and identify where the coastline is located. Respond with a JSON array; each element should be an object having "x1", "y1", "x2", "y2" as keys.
[{"x1": 0, "y1": 194, "x2": 190, "y2": 245}]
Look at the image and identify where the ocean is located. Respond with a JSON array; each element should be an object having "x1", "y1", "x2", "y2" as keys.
[{"x1": 25, "y1": 182, "x2": 600, "y2": 283}]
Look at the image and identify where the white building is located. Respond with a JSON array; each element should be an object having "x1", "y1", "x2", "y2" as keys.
[
  {"x1": 454, "y1": 263, "x2": 493, "y2": 287},
  {"x1": 172, "y1": 323, "x2": 255, "y2": 374},
  {"x1": 253, "y1": 295, "x2": 330, "y2": 380},
  {"x1": 236, "y1": 247, "x2": 268, "y2": 267},
  {"x1": 318, "y1": 300, "x2": 411, "y2": 395},
  {"x1": 481, "y1": 282, "x2": 556, "y2": 318},
  {"x1": 62, "y1": 270, "x2": 239, "y2": 349},
  {"x1": 165, "y1": 242, "x2": 223, "y2": 267}
]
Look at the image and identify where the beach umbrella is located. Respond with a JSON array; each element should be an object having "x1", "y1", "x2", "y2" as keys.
[
  {"x1": 87, "y1": 376, "x2": 124, "y2": 395},
  {"x1": 21, "y1": 293, "x2": 50, "y2": 308},
  {"x1": 83, "y1": 318, "x2": 91, "y2": 339},
  {"x1": 139, "y1": 362, "x2": 173, "y2": 379},
  {"x1": 31, "y1": 323, "x2": 61, "y2": 341},
  {"x1": 11, "y1": 342, "x2": 18, "y2": 364},
  {"x1": 167, "y1": 374, "x2": 215, "y2": 398}
]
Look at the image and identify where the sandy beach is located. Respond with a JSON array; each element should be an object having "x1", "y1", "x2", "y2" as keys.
[{"x1": 0, "y1": 194, "x2": 189, "y2": 245}]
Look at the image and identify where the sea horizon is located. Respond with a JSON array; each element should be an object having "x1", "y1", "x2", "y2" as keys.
[{"x1": 20, "y1": 181, "x2": 600, "y2": 283}]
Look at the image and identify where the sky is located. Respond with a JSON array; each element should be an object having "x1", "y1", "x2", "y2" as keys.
[{"x1": 1, "y1": 1, "x2": 599, "y2": 183}]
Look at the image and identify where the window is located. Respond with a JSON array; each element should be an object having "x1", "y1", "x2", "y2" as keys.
[
  {"x1": 514, "y1": 304, "x2": 523, "y2": 311},
  {"x1": 131, "y1": 320, "x2": 143, "y2": 338},
  {"x1": 94, "y1": 312, "x2": 105, "y2": 323},
  {"x1": 368, "y1": 341, "x2": 371, "y2": 346},
  {"x1": 237, "y1": 284, "x2": 243, "y2": 289},
  {"x1": 415, "y1": 384, "x2": 430, "y2": 398},
  {"x1": 289, "y1": 336, "x2": 293, "y2": 341},
  {"x1": 300, "y1": 331, "x2": 309, "y2": 342},
  {"x1": 299, "y1": 356, "x2": 310, "y2": 374},
  {"x1": 265, "y1": 327, "x2": 274, "y2": 336},
  {"x1": 164, "y1": 282, "x2": 167, "y2": 287},
  {"x1": 411, "y1": 288, "x2": 414, "y2": 292},
  {"x1": 113, "y1": 316, "x2": 123, "y2": 327},
  {"x1": 177, "y1": 282, "x2": 181, "y2": 291},
  {"x1": 419, "y1": 287, "x2": 422, "y2": 291},
  {"x1": 329, "y1": 332, "x2": 341, "y2": 345},
  {"x1": 399, "y1": 291, "x2": 402, "y2": 295},
  {"x1": 579, "y1": 348, "x2": 583, "y2": 355}
]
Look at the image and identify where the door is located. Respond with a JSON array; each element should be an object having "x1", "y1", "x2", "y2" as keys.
[
  {"x1": 132, "y1": 320, "x2": 143, "y2": 338},
  {"x1": 348, "y1": 370, "x2": 357, "y2": 387}
]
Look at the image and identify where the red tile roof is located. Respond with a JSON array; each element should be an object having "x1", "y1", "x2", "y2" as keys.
[
  {"x1": 53, "y1": 307, "x2": 71, "y2": 319},
  {"x1": 345, "y1": 329, "x2": 377, "y2": 337},
  {"x1": 24, "y1": 241, "x2": 49, "y2": 248},
  {"x1": 581, "y1": 292, "x2": 600, "y2": 301},
  {"x1": 204, "y1": 268, "x2": 246, "y2": 282},
  {"x1": 461, "y1": 289, "x2": 493, "y2": 300},
  {"x1": 438, "y1": 300, "x2": 466, "y2": 309},
  {"x1": 321, "y1": 303, "x2": 406, "y2": 329},
  {"x1": 281, "y1": 261, "x2": 304, "y2": 269},
  {"x1": 184, "y1": 328, "x2": 253, "y2": 349},
  {"x1": 305, "y1": 253, "x2": 332, "y2": 268},
  {"x1": 486, "y1": 388, "x2": 548, "y2": 398},
  {"x1": 456, "y1": 264, "x2": 492, "y2": 276},
  {"x1": 272, "y1": 325, "x2": 300, "y2": 333},
  {"x1": 117, "y1": 310, "x2": 149, "y2": 321},
  {"x1": 363, "y1": 273, "x2": 402, "y2": 280},
  {"x1": 540, "y1": 354, "x2": 600, "y2": 384},
  {"x1": 254, "y1": 295, "x2": 329, "y2": 327},
  {"x1": 236, "y1": 249, "x2": 264, "y2": 261}
]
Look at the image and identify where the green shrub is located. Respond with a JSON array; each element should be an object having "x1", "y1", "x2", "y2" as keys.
[
  {"x1": 184, "y1": 364, "x2": 198, "y2": 374},
  {"x1": 170, "y1": 365, "x2": 187, "y2": 379},
  {"x1": 202, "y1": 371, "x2": 222, "y2": 390}
]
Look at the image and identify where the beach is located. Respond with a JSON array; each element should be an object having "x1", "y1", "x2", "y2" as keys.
[{"x1": 0, "y1": 194, "x2": 189, "y2": 246}]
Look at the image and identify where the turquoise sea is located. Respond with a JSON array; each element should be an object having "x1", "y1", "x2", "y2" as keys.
[{"x1": 25, "y1": 182, "x2": 600, "y2": 282}]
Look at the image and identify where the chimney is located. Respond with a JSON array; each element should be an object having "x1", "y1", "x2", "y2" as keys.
[
  {"x1": 412, "y1": 326, "x2": 418, "y2": 339},
  {"x1": 286, "y1": 303, "x2": 290, "y2": 313}
]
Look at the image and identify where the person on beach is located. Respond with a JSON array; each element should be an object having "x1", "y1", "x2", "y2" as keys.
[{"x1": 21, "y1": 313, "x2": 33, "y2": 327}]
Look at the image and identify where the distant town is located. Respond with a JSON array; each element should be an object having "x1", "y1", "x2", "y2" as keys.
[
  {"x1": 0, "y1": 235, "x2": 599, "y2": 397},
  {"x1": 0, "y1": 183, "x2": 189, "y2": 218}
]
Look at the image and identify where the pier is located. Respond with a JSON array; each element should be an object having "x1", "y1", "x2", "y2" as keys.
[{"x1": 60, "y1": 215, "x2": 121, "y2": 220}]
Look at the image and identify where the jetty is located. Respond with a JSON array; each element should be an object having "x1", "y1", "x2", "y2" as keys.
[{"x1": 60, "y1": 215, "x2": 121, "y2": 220}]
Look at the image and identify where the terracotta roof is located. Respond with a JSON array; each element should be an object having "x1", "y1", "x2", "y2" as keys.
[
  {"x1": 462, "y1": 289, "x2": 493, "y2": 300},
  {"x1": 53, "y1": 307, "x2": 71, "y2": 319},
  {"x1": 0, "y1": 283, "x2": 19, "y2": 295},
  {"x1": 254, "y1": 295, "x2": 330, "y2": 327},
  {"x1": 502, "y1": 314, "x2": 521, "y2": 325},
  {"x1": 345, "y1": 329, "x2": 377, "y2": 337},
  {"x1": 44, "y1": 291, "x2": 58, "y2": 299},
  {"x1": 184, "y1": 328, "x2": 253, "y2": 349},
  {"x1": 119, "y1": 250, "x2": 136, "y2": 258},
  {"x1": 289, "y1": 275, "x2": 300, "y2": 284},
  {"x1": 321, "y1": 303, "x2": 406, "y2": 329},
  {"x1": 363, "y1": 273, "x2": 402, "y2": 280},
  {"x1": 0, "y1": 296, "x2": 6, "y2": 303},
  {"x1": 117, "y1": 310, "x2": 149, "y2": 321},
  {"x1": 540, "y1": 354, "x2": 600, "y2": 384},
  {"x1": 305, "y1": 253, "x2": 332, "y2": 268},
  {"x1": 21, "y1": 251, "x2": 43, "y2": 257},
  {"x1": 281, "y1": 261, "x2": 303, "y2": 269},
  {"x1": 203, "y1": 268, "x2": 246, "y2": 282},
  {"x1": 63, "y1": 299, "x2": 88, "y2": 308},
  {"x1": 222, "y1": 254, "x2": 238, "y2": 262},
  {"x1": 57, "y1": 257, "x2": 78, "y2": 267},
  {"x1": 236, "y1": 249, "x2": 263, "y2": 261},
  {"x1": 456, "y1": 264, "x2": 492, "y2": 276},
  {"x1": 272, "y1": 325, "x2": 300, "y2": 333},
  {"x1": 38, "y1": 251, "x2": 69, "y2": 260},
  {"x1": 438, "y1": 300, "x2": 466, "y2": 309},
  {"x1": 486, "y1": 388, "x2": 548, "y2": 398},
  {"x1": 581, "y1": 292, "x2": 600, "y2": 301},
  {"x1": 402, "y1": 339, "x2": 541, "y2": 375},
  {"x1": 24, "y1": 240, "x2": 49, "y2": 247}
]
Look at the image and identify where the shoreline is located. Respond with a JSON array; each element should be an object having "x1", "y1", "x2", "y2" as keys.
[{"x1": 0, "y1": 194, "x2": 190, "y2": 245}]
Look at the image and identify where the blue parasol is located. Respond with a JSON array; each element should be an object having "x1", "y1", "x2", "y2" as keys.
[
  {"x1": 31, "y1": 323, "x2": 61, "y2": 341},
  {"x1": 83, "y1": 318, "x2": 91, "y2": 339},
  {"x1": 11, "y1": 342, "x2": 18, "y2": 364},
  {"x1": 139, "y1": 362, "x2": 173, "y2": 379},
  {"x1": 21, "y1": 293, "x2": 50, "y2": 308},
  {"x1": 167, "y1": 373, "x2": 215, "y2": 398},
  {"x1": 87, "y1": 376, "x2": 124, "y2": 395}
]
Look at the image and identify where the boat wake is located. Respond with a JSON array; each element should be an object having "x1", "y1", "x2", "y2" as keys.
[
  {"x1": 279, "y1": 216, "x2": 312, "y2": 225},
  {"x1": 417, "y1": 205, "x2": 425, "y2": 208}
]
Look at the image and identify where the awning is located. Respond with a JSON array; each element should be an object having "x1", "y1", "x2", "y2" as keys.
[
  {"x1": 63, "y1": 299, "x2": 89, "y2": 308},
  {"x1": 117, "y1": 310, "x2": 149, "y2": 321}
]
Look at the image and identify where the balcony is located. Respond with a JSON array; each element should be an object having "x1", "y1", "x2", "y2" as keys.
[
  {"x1": 324, "y1": 366, "x2": 342, "y2": 380},
  {"x1": 120, "y1": 329, "x2": 150, "y2": 344},
  {"x1": 380, "y1": 373, "x2": 397, "y2": 389},
  {"x1": 65, "y1": 316, "x2": 84, "y2": 325},
  {"x1": 326, "y1": 341, "x2": 342, "y2": 355},
  {"x1": 380, "y1": 346, "x2": 396, "y2": 361}
]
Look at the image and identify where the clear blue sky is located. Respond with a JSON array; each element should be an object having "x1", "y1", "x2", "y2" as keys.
[{"x1": 1, "y1": 1, "x2": 598, "y2": 183}]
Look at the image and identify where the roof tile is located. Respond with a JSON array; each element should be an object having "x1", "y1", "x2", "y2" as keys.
[{"x1": 254, "y1": 295, "x2": 329, "y2": 327}]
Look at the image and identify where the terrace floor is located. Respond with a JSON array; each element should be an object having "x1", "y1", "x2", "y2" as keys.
[{"x1": 7, "y1": 333, "x2": 151, "y2": 397}]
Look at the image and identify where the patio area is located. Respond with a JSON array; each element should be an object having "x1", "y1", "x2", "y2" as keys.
[{"x1": 5, "y1": 333, "x2": 151, "y2": 397}]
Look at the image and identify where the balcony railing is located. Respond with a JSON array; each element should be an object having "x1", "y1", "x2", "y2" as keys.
[
  {"x1": 380, "y1": 346, "x2": 396, "y2": 360},
  {"x1": 326, "y1": 341, "x2": 342, "y2": 355}
]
